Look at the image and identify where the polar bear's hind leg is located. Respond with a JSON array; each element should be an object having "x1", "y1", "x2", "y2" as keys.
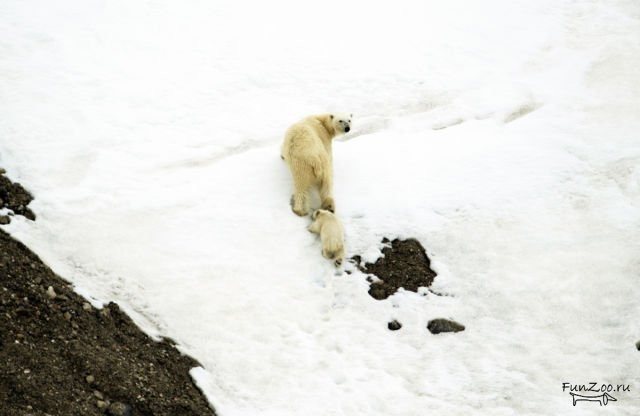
[{"x1": 290, "y1": 162, "x2": 313, "y2": 216}]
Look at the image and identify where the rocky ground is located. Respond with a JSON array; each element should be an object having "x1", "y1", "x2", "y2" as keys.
[
  {"x1": 0, "y1": 168, "x2": 465, "y2": 416},
  {"x1": 0, "y1": 171, "x2": 216, "y2": 416},
  {"x1": 352, "y1": 237, "x2": 465, "y2": 334},
  {"x1": 352, "y1": 238, "x2": 438, "y2": 301}
]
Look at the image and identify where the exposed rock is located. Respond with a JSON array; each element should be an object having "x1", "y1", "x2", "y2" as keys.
[
  {"x1": 46, "y1": 286, "x2": 57, "y2": 299},
  {"x1": 107, "y1": 402, "x2": 133, "y2": 416},
  {"x1": 427, "y1": 319, "x2": 465, "y2": 334},
  {"x1": 387, "y1": 320, "x2": 402, "y2": 331}
]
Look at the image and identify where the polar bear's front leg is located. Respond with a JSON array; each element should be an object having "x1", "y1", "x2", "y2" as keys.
[
  {"x1": 319, "y1": 175, "x2": 335, "y2": 213},
  {"x1": 321, "y1": 197, "x2": 335, "y2": 213},
  {"x1": 320, "y1": 197, "x2": 336, "y2": 212}
]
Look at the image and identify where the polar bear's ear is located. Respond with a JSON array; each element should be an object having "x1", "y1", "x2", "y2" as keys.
[{"x1": 330, "y1": 114, "x2": 334, "y2": 120}]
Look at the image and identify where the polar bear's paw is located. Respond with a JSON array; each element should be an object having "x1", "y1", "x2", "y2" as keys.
[
  {"x1": 320, "y1": 197, "x2": 335, "y2": 213},
  {"x1": 290, "y1": 194, "x2": 309, "y2": 216}
]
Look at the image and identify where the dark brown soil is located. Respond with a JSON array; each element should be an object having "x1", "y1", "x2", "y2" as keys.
[
  {"x1": 353, "y1": 238, "x2": 437, "y2": 300},
  {"x1": 0, "y1": 172, "x2": 36, "y2": 221},
  {"x1": 0, "y1": 172, "x2": 216, "y2": 416},
  {"x1": 353, "y1": 238, "x2": 466, "y2": 334}
]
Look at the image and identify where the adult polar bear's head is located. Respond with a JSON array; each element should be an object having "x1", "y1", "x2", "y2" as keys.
[{"x1": 329, "y1": 113, "x2": 353, "y2": 134}]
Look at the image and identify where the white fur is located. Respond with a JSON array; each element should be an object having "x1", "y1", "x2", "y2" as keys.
[
  {"x1": 308, "y1": 209, "x2": 345, "y2": 267},
  {"x1": 281, "y1": 113, "x2": 352, "y2": 216}
]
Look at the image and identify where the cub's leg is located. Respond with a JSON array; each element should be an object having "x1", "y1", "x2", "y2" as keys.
[{"x1": 333, "y1": 247, "x2": 344, "y2": 267}]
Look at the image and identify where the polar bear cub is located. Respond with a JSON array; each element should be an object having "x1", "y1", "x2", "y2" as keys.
[
  {"x1": 281, "y1": 113, "x2": 352, "y2": 216},
  {"x1": 308, "y1": 209, "x2": 345, "y2": 267}
]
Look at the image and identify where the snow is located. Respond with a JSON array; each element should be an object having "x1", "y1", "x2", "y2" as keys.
[{"x1": 1, "y1": 0, "x2": 639, "y2": 414}]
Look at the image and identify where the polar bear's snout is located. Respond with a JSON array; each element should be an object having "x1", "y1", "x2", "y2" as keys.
[
  {"x1": 330, "y1": 113, "x2": 352, "y2": 134},
  {"x1": 337, "y1": 118, "x2": 351, "y2": 133}
]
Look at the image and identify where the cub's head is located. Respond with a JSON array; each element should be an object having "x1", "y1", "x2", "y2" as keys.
[
  {"x1": 329, "y1": 113, "x2": 353, "y2": 134},
  {"x1": 312, "y1": 208, "x2": 334, "y2": 221}
]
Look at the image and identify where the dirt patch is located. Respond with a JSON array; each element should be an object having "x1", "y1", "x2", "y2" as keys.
[
  {"x1": 353, "y1": 238, "x2": 437, "y2": 300},
  {"x1": 0, "y1": 172, "x2": 35, "y2": 222},
  {"x1": 353, "y1": 238, "x2": 465, "y2": 334},
  {"x1": 0, "y1": 171, "x2": 216, "y2": 415}
]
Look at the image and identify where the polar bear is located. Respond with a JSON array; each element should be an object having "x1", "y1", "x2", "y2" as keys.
[
  {"x1": 308, "y1": 209, "x2": 345, "y2": 267},
  {"x1": 281, "y1": 113, "x2": 352, "y2": 216}
]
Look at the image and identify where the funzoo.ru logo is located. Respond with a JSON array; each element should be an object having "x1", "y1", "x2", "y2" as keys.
[{"x1": 562, "y1": 382, "x2": 631, "y2": 406}]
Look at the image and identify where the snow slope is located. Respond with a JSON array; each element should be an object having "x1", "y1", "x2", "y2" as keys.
[{"x1": 1, "y1": 0, "x2": 639, "y2": 414}]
